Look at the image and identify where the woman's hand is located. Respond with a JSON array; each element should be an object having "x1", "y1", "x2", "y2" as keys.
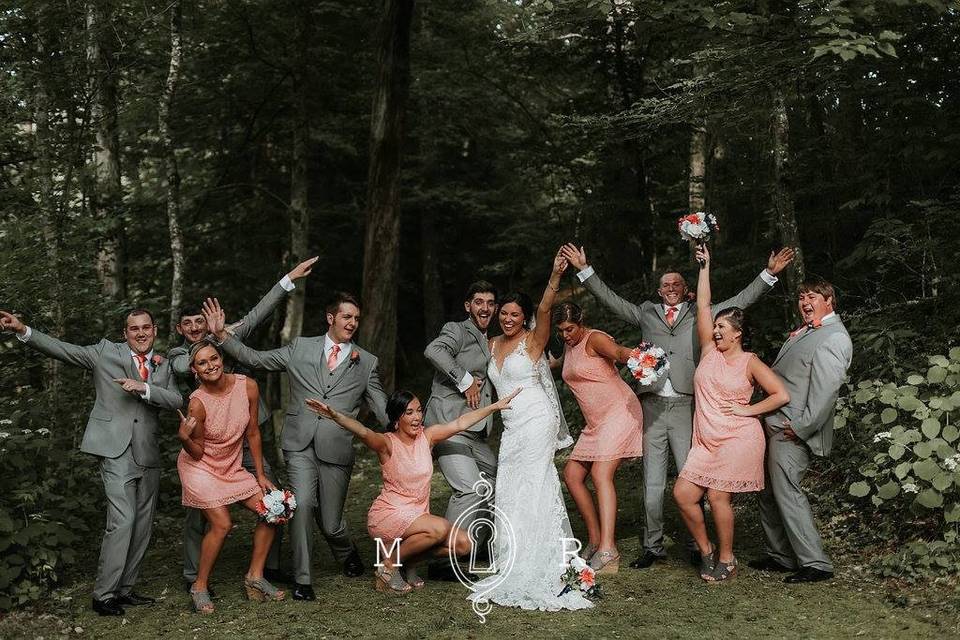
[
  {"x1": 257, "y1": 475, "x2": 276, "y2": 493},
  {"x1": 495, "y1": 387, "x2": 522, "y2": 411},
  {"x1": 177, "y1": 409, "x2": 197, "y2": 441},
  {"x1": 720, "y1": 401, "x2": 751, "y2": 417},
  {"x1": 695, "y1": 244, "x2": 711, "y2": 267},
  {"x1": 305, "y1": 398, "x2": 335, "y2": 420},
  {"x1": 552, "y1": 249, "x2": 569, "y2": 275}
]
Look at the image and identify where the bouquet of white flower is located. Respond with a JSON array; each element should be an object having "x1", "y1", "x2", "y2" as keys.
[{"x1": 255, "y1": 489, "x2": 297, "y2": 525}]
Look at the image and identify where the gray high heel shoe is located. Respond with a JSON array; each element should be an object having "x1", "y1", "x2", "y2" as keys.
[
  {"x1": 581, "y1": 543, "x2": 598, "y2": 563},
  {"x1": 374, "y1": 566, "x2": 412, "y2": 594},
  {"x1": 589, "y1": 550, "x2": 621, "y2": 574}
]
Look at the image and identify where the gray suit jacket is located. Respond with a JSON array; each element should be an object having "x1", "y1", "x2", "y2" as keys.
[
  {"x1": 24, "y1": 330, "x2": 183, "y2": 466},
  {"x1": 222, "y1": 335, "x2": 389, "y2": 465},
  {"x1": 423, "y1": 319, "x2": 493, "y2": 435},
  {"x1": 168, "y1": 281, "x2": 288, "y2": 425},
  {"x1": 583, "y1": 271, "x2": 772, "y2": 395},
  {"x1": 765, "y1": 315, "x2": 852, "y2": 457}
]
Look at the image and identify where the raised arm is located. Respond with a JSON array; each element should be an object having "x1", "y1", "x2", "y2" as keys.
[
  {"x1": 204, "y1": 297, "x2": 292, "y2": 371},
  {"x1": 560, "y1": 244, "x2": 645, "y2": 329},
  {"x1": 177, "y1": 400, "x2": 206, "y2": 461},
  {"x1": 695, "y1": 245, "x2": 714, "y2": 358},
  {"x1": 585, "y1": 331, "x2": 633, "y2": 365},
  {"x1": 230, "y1": 257, "x2": 318, "y2": 342},
  {"x1": 720, "y1": 355, "x2": 790, "y2": 418},
  {"x1": 427, "y1": 387, "x2": 521, "y2": 445},
  {"x1": 713, "y1": 247, "x2": 795, "y2": 313},
  {"x1": 528, "y1": 249, "x2": 568, "y2": 360},
  {"x1": 2, "y1": 311, "x2": 101, "y2": 369},
  {"x1": 304, "y1": 398, "x2": 389, "y2": 455}
]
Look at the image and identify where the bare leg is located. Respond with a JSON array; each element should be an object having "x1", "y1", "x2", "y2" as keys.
[
  {"x1": 380, "y1": 514, "x2": 448, "y2": 571},
  {"x1": 673, "y1": 478, "x2": 711, "y2": 555},
  {"x1": 707, "y1": 489, "x2": 735, "y2": 563},
  {"x1": 563, "y1": 460, "x2": 600, "y2": 548},
  {"x1": 240, "y1": 492, "x2": 276, "y2": 580},
  {"x1": 589, "y1": 459, "x2": 622, "y2": 552},
  {"x1": 194, "y1": 507, "x2": 231, "y2": 592}
]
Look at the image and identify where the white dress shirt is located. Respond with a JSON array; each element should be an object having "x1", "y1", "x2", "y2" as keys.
[{"x1": 323, "y1": 334, "x2": 352, "y2": 369}]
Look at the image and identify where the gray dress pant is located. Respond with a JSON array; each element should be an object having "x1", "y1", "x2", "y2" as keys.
[
  {"x1": 434, "y1": 431, "x2": 497, "y2": 537},
  {"x1": 182, "y1": 445, "x2": 281, "y2": 582},
  {"x1": 94, "y1": 445, "x2": 160, "y2": 600},
  {"x1": 284, "y1": 448, "x2": 355, "y2": 585},
  {"x1": 639, "y1": 394, "x2": 694, "y2": 556},
  {"x1": 758, "y1": 430, "x2": 833, "y2": 571}
]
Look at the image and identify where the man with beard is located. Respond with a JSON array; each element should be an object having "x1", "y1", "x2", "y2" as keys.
[
  {"x1": 561, "y1": 243, "x2": 795, "y2": 569},
  {"x1": 423, "y1": 281, "x2": 498, "y2": 573},
  {"x1": 170, "y1": 257, "x2": 317, "y2": 590},
  {"x1": 0, "y1": 308, "x2": 182, "y2": 616}
]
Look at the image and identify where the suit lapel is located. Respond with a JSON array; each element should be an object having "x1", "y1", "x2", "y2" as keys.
[
  {"x1": 653, "y1": 304, "x2": 669, "y2": 330},
  {"x1": 312, "y1": 338, "x2": 331, "y2": 387},
  {"x1": 774, "y1": 316, "x2": 841, "y2": 366},
  {"x1": 672, "y1": 302, "x2": 692, "y2": 328},
  {"x1": 463, "y1": 320, "x2": 490, "y2": 358},
  {"x1": 326, "y1": 345, "x2": 359, "y2": 394},
  {"x1": 121, "y1": 344, "x2": 141, "y2": 380}
]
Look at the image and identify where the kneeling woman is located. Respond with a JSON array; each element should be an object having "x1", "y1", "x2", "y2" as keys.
[
  {"x1": 177, "y1": 341, "x2": 284, "y2": 613},
  {"x1": 673, "y1": 246, "x2": 789, "y2": 582},
  {"x1": 306, "y1": 388, "x2": 519, "y2": 594}
]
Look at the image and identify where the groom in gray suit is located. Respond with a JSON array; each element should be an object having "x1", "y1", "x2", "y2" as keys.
[
  {"x1": 561, "y1": 243, "x2": 795, "y2": 569},
  {"x1": 172, "y1": 257, "x2": 317, "y2": 588},
  {"x1": 424, "y1": 281, "x2": 498, "y2": 558},
  {"x1": 0, "y1": 309, "x2": 182, "y2": 616},
  {"x1": 751, "y1": 278, "x2": 852, "y2": 583},
  {"x1": 209, "y1": 292, "x2": 389, "y2": 601}
]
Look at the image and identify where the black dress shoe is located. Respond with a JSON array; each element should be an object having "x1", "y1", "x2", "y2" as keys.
[
  {"x1": 263, "y1": 568, "x2": 294, "y2": 585},
  {"x1": 115, "y1": 591, "x2": 155, "y2": 606},
  {"x1": 342, "y1": 548, "x2": 365, "y2": 578},
  {"x1": 292, "y1": 583, "x2": 316, "y2": 601},
  {"x1": 92, "y1": 598, "x2": 125, "y2": 616},
  {"x1": 629, "y1": 551, "x2": 663, "y2": 569},
  {"x1": 784, "y1": 567, "x2": 834, "y2": 583},
  {"x1": 748, "y1": 557, "x2": 794, "y2": 573}
]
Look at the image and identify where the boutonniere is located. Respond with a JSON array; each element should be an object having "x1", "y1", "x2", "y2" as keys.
[
  {"x1": 348, "y1": 351, "x2": 361, "y2": 367},
  {"x1": 151, "y1": 354, "x2": 164, "y2": 367}
]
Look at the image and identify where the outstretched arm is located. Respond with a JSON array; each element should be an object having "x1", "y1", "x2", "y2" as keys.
[
  {"x1": 2, "y1": 310, "x2": 100, "y2": 369},
  {"x1": 427, "y1": 387, "x2": 521, "y2": 445},
  {"x1": 304, "y1": 399, "x2": 389, "y2": 455},
  {"x1": 695, "y1": 245, "x2": 714, "y2": 358},
  {"x1": 528, "y1": 249, "x2": 568, "y2": 360},
  {"x1": 230, "y1": 256, "x2": 318, "y2": 342},
  {"x1": 204, "y1": 298, "x2": 292, "y2": 371},
  {"x1": 560, "y1": 244, "x2": 645, "y2": 330}
]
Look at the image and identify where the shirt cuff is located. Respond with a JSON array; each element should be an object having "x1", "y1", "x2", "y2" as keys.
[
  {"x1": 279, "y1": 275, "x2": 295, "y2": 292},
  {"x1": 760, "y1": 269, "x2": 778, "y2": 286},
  {"x1": 141, "y1": 384, "x2": 151, "y2": 402},
  {"x1": 457, "y1": 372, "x2": 474, "y2": 393},
  {"x1": 16, "y1": 326, "x2": 32, "y2": 342},
  {"x1": 576, "y1": 265, "x2": 596, "y2": 283}
]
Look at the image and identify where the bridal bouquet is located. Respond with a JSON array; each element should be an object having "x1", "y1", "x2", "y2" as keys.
[
  {"x1": 558, "y1": 556, "x2": 602, "y2": 598},
  {"x1": 677, "y1": 211, "x2": 719, "y2": 243},
  {"x1": 626, "y1": 342, "x2": 670, "y2": 387},
  {"x1": 256, "y1": 488, "x2": 297, "y2": 525}
]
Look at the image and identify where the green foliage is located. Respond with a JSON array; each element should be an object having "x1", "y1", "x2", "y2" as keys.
[{"x1": 841, "y1": 348, "x2": 960, "y2": 579}]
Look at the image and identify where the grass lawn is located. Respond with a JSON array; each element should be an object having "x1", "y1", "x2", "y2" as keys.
[{"x1": 2, "y1": 448, "x2": 958, "y2": 639}]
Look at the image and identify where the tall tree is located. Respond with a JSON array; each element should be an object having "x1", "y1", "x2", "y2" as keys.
[
  {"x1": 770, "y1": 88, "x2": 804, "y2": 296},
  {"x1": 359, "y1": 0, "x2": 415, "y2": 389},
  {"x1": 160, "y1": 1, "x2": 185, "y2": 337}
]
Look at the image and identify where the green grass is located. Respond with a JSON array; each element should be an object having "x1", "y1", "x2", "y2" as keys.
[{"x1": 3, "y1": 450, "x2": 959, "y2": 639}]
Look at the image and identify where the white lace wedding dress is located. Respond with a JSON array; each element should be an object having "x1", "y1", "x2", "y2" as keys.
[{"x1": 468, "y1": 337, "x2": 593, "y2": 612}]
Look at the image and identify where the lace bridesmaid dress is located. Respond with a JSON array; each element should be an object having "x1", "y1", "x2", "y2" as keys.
[
  {"x1": 178, "y1": 375, "x2": 261, "y2": 508},
  {"x1": 679, "y1": 349, "x2": 765, "y2": 492},
  {"x1": 367, "y1": 430, "x2": 433, "y2": 544},
  {"x1": 562, "y1": 329, "x2": 643, "y2": 461}
]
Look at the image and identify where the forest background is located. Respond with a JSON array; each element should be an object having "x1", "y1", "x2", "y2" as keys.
[{"x1": 1, "y1": 0, "x2": 959, "y2": 624}]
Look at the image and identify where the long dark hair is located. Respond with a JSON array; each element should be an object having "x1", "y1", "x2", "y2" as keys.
[
  {"x1": 386, "y1": 390, "x2": 418, "y2": 431},
  {"x1": 714, "y1": 306, "x2": 751, "y2": 349},
  {"x1": 498, "y1": 292, "x2": 534, "y2": 329}
]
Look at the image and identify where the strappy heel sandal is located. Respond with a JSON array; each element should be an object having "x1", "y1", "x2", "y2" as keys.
[
  {"x1": 244, "y1": 576, "x2": 286, "y2": 601},
  {"x1": 402, "y1": 566, "x2": 425, "y2": 589},
  {"x1": 374, "y1": 566, "x2": 412, "y2": 594},
  {"x1": 589, "y1": 550, "x2": 621, "y2": 574},
  {"x1": 699, "y1": 546, "x2": 719, "y2": 581},
  {"x1": 190, "y1": 589, "x2": 214, "y2": 614},
  {"x1": 581, "y1": 543, "x2": 598, "y2": 563},
  {"x1": 707, "y1": 556, "x2": 738, "y2": 584}
]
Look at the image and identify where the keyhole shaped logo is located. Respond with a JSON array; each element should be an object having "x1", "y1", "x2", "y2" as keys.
[{"x1": 466, "y1": 519, "x2": 497, "y2": 574}]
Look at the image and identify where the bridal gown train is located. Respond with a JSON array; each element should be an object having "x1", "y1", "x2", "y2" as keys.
[{"x1": 468, "y1": 337, "x2": 593, "y2": 612}]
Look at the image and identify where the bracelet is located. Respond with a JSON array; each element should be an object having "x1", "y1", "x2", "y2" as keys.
[{"x1": 549, "y1": 284, "x2": 560, "y2": 292}]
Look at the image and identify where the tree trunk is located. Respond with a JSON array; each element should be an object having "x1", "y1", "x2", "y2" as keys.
[
  {"x1": 159, "y1": 1, "x2": 184, "y2": 338},
  {"x1": 420, "y1": 211, "x2": 444, "y2": 339},
  {"x1": 86, "y1": 1, "x2": 126, "y2": 301},
  {"x1": 771, "y1": 88, "x2": 805, "y2": 302},
  {"x1": 359, "y1": 0, "x2": 415, "y2": 390}
]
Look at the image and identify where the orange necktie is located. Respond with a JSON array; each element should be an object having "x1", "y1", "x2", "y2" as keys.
[
  {"x1": 665, "y1": 306, "x2": 677, "y2": 326},
  {"x1": 134, "y1": 354, "x2": 149, "y2": 381},
  {"x1": 327, "y1": 344, "x2": 341, "y2": 372}
]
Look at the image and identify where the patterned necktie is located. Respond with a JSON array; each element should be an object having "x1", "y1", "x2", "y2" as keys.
[
  {"x1": 665, "y1": 306, "x2": 677, "y2": 327},
  {"x1": 327, "y1": 344, "x2": 341, "y2": 372},
  {"x1": 134, "y1": 354, "x2": 149, "y2": 381}
]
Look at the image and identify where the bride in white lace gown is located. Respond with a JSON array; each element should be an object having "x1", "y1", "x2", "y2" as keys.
[{"x1": 468, "y1": 252, "x2": 593, "y2": 612}]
